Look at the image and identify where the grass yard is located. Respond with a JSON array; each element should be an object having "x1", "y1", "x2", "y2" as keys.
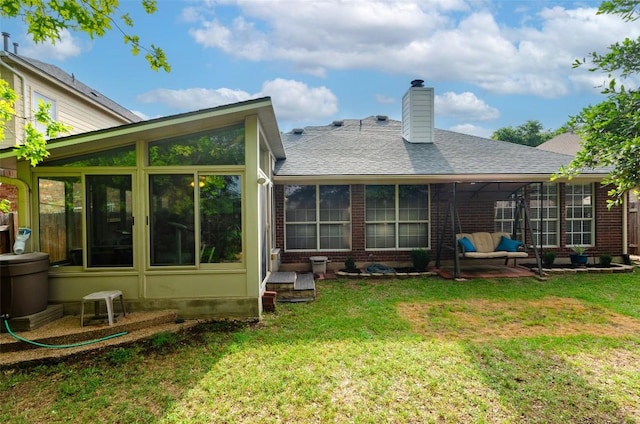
[{"x1": 2, "y1": 272, "x2": 640, "y2": 423}]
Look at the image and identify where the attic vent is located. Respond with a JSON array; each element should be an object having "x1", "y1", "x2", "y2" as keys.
[
  {"x1": 291, "y1": 128, "x2": 304, "y2": 135},
  {"x1": 91, "y1": 91, "x2": 99, "y2": 97},
  {"x1": 376, "y1": 115, "x2": 388, "y2": 121},
  {"x1": 332, "y1": 120, "x2": 343, "y2": 127}
]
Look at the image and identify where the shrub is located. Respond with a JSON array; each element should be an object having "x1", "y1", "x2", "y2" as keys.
[
  {"x1": 344, "y1": 256, "x2": 357, "y2": 272},
  {"x1": 411, "y1": 249, "x2": 431, "y2": 272},
  {"x1": 599, "y1": 254, "x2": 613, "y2": 267},
  {"x1": 543, "y1": 251, "x2": 556, "y2": 267}
]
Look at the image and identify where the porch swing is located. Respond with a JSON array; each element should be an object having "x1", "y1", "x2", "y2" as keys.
[{"x1": 434, "y1": 182, "x2": 543, "y2": 279}]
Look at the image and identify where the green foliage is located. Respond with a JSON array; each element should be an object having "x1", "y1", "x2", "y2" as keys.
[
  {"x1": 491, "y1": 120, "x2": 564, "y2": 147},
  {"x1": 13, "y1": 101, "x2": 71, "y2": 166},
  {"x1": 543, "y1": 251, "x2": 556, "y2": 267},
  {"x1": 1, "y1": 0, "x2": 169, "y2": 72},
  {"x1": 599, "y1": 254, "x2": 613, "y2": 266},
  {"x1": 104, "y1": 346, "x2": 140, "y2": 365},
  {"x1": 0, "y1": 198, "x2": 10, "y2": 214},
  {"x1": 571, "y1": 245, "x2": 588, "y2": 255},
  {"x1": 556, "y1": 0, "x2": 640, "y2": 207},
  {"x1": 0, "y1": 80, "x2": 17, "y2": 141},
  {"x1": 410, "y1": 248, "x2": 431, "y2": 271},
  {"x1": 344, "y1": 256, "x2": 357, "y2": 272},
  {"x1": 151, "y1": 331, "x2": 178, "y2": 350}
]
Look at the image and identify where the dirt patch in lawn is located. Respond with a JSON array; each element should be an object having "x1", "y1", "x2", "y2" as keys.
[{"x1": 398, "y1": 297, "x2": 640, "y2": 341}]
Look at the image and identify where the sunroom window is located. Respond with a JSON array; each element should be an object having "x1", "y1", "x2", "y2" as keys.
[{"x1": 38, "y1": 176, "x2": 82, "y2": 265}]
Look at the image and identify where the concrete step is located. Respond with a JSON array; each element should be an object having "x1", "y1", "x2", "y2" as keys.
[{"x1": 267, "y1": 272, "x2": 316, "y2": 302}]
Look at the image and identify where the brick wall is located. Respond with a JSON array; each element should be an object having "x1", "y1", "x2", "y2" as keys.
[{"x1": 275, "y1": 182, "x2": 625, "y2": 270}]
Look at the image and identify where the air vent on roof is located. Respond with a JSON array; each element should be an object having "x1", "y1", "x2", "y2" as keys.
[
  {"x1": 332, "y1": 120, "x2": 344, "y2": 127},
  {"x1": 91, "y1": 91, "x2": 99, "y2": 97},
  {"x1": 376, "y1": 115, "x2": 388, "y2": 121},
  {"x1": 291, "y1": 128, "x2": 304, "y2": 135}
]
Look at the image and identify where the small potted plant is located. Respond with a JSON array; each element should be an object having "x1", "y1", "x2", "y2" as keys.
[
  {"x1": 410, "y1": 249, "x2": 431, "y2": 272},
  {"x1": 570, "y1": 246, "x2": 589, "y2": 266},
  {"x1": 542, "y1": 251, "x2": 556, "y2": 268}
]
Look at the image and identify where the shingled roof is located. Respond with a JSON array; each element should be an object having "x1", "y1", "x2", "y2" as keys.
[
  {"x1": 275, "y1": 116, "x2": 605, "y2": 180},
  {"x1": 5, "y1": 53, "x2": 141, "y2": 123}
]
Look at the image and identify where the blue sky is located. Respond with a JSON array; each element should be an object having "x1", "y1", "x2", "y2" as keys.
[{"x1": 1, "y1": 0, "x2": 638, "y2": 137}]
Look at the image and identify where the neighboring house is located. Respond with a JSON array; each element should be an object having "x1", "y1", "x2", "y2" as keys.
[
  {"x1": 0, "y1": 32, "x2": 140, "y2": 211},
  {"x1": 0, "y1": 77, "x2": 628, "y2": 319},
  {"x1": 0, "y1": 98, "x2": 283, "y2": 318},
  {"x1": 273, "y1": 81, "x2": 623, "y2": 274}
]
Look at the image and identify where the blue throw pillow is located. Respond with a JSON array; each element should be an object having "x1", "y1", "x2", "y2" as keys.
[
  {"x1": 496, "y1": 236, "x2": 523, "y2": 252},
  {"x1": 458, "y1": 236, "x2": 477, "y2": 252}
]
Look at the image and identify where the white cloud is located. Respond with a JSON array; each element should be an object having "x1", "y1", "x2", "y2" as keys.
[
  {"x1": 260, "y1": 78, "x2": 338, "y2": 122},
  {"x1": 375, "y1": 94, "x2": 396, "y2": 105},
  {"x1": 435, "y1": 92, "x2": 500, "y2": 121},
  {"x1": 448, "y1": 123, "x2": 493, "y2": 138},
  {"x1": 136, "y1": 87, "x2": 253, "y2": 110},
  {"x1": 136, "y1": 79, "x2": 338, "y2": 125},
  {"x1": 20, "y1": 29, "x2": 84, "y2": 60},
  {"x1": 184, "y1": 1, "x2": 639, "y2": 98}
]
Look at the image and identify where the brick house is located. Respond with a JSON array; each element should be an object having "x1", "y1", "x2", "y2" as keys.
[
  {"x1": 0, "y1": 75, "x2": 627, "y2": 319},
  {"x1": 273, "y1": 81, "x2": 623, "y2": 276}
]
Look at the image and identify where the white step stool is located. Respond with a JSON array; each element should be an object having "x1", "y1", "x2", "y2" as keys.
[{"x1": 80, "y1": 290, "x2": 126, "y2": 326}]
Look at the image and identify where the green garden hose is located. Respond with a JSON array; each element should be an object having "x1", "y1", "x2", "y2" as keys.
[{"x1": 2, "y1": 317, "x2": 128, "y2": 349}]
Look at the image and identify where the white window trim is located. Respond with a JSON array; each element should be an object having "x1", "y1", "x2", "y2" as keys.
[
  {"x1": 530, "y1": 183, "x2": 560, "y2": 248},
  {"x1": 565, "y1": 183, "x2": 594, "y2": 248},
  {"x1": 365, "y1": 184, "x2": 431, "y2": 250},
  {"x1": 284, "y1": 185, "x2": 351, "y2": 251}
]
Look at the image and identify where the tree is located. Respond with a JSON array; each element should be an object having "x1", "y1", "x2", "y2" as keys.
[
  {"x1": 0, "y1": 0, "x2": 169, "y2": 166},
  {"x1": 555, "y1": 0, "x2": 640, "y2": 207},
  {"x1": 491, "y1": 120, "x2": 563, "y2": 147},
  {"x1": 1, "y1": 0, "x2": 169, "y2": 72}
]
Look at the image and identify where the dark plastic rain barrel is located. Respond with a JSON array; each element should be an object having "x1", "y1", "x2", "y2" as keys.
[{"x1": 0, "y1": 252, "x2": 50, "y2": 318}]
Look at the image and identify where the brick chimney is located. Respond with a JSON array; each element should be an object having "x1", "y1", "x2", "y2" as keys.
[{"x1": 402, "y1": 79, "x2": 434, "y2": 144}]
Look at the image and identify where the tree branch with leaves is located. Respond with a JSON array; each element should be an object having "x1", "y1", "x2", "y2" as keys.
[{"x1": 555, "y1": 0, "x2": 640, "y2": 207}]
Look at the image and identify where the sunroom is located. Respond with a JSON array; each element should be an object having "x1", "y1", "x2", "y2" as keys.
[{"x1": 2, "y1": 98, "x2": 284, "y2": 318}]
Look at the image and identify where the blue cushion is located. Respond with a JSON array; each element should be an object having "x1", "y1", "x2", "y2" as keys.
[
  {"x1": 496, "y1": 236, "x2": 523, "y2": 252},
  {"x1": 458, "y1": 236, "x2": 477, "y2": 252}
]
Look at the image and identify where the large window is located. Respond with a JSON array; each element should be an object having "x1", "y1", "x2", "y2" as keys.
[
  {"x1": 565, "y1": 183, "x2": 593, "y2": 246},
  {"x1": 285, "y1": 185, "x2": 350, "y2": 250},
  {"x1": 365, "y1": 184, "x2": 429, "y2": 249},
  {"x1": 149, "y1": 174, "x2": 243, "y2": 266},
  {"x1": 494, "y1": 198, "x2": 517, "y2": 234},
  {"x1": 530, "y1": 183, "x2": 559, "y2": 247},
  {"x1": 38, "y1": 176, "x2": 82, "y2": 265},
  {"x1": 148, "y1": 125, "x2": 245, "y2": 166}
]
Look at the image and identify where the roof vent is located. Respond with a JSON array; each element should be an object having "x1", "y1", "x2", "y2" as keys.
[
  {"x1": 411, "y1": 79, "x2": 424, "y2": 88},
  {"x1": 376, "y1": 115, "x2": 388, "y2": 121},
  {"x1": 332, "y1": 120, "x2": 343, "y2": 127},
  {"x1": 291, "y1": 128, "x2": 304, "y2": 135}
]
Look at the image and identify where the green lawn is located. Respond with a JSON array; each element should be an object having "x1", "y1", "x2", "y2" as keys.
[{"x1": 2, "y1": 272, "x2": 640, "y2": 423}]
